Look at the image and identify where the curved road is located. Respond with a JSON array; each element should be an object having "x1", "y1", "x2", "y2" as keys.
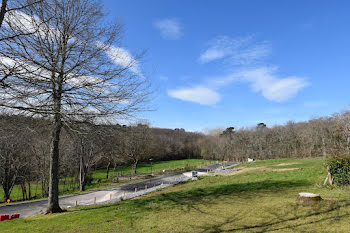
[{"x1": 0, "y1": 163, "x2": 236, "y2": 218}]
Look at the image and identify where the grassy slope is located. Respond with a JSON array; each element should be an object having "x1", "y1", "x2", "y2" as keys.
[
  {"x1": 91, "y1": 159, "x2": 212, "y2": 180},
  {"x1": 0, "y1": 159, "x2": 211, "y2": 203},
  {"x1": 2, "y1": 158, "x2": 350, "y2": 233}
]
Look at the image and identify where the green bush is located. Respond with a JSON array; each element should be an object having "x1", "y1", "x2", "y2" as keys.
[{"x1": 325, "y1": 155, "x2": 350, "y2": 185}]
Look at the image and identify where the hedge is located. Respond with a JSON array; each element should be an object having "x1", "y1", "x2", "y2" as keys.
[{"x1": 325, "y1": 155, "x2": 350, "y2": 185}]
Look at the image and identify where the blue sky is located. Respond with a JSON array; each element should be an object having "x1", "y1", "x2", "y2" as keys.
[{"x1": 103, "y1": 0, "x2": 350, "y2": 132}]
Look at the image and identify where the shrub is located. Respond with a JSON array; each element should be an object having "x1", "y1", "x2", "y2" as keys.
[{"x1": 325, "y1": 155, "x2": 350, "y2": 185}]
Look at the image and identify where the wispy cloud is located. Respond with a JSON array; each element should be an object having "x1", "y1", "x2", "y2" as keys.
[
  {"x1": 167, "y1": 35, "x2": 309, "y2": 105},
  {"x1": 238, "y1": 67, "x2": 309, "y2": 102},
  {"x1": 4, "y1": 11, "x2": 141, "y2": 76},
  {"x1": 153, "y1": 18, "x2": 183, "y2": 40},
  {"x1": 159, "y1": 75, "x2": 169, "y2": 81},
  {"x1": 168, "y1": 86, "x2": 220, "y2": 105},
  {"x1": 96, "y1": 42, "x2": 140, "y2": 75},
  {"x1": 304, "y1": 101, "x2": 327, "y2": 107},
  {"x1": 208, "y1": 67, "x2": 309, "y2": 102},
  {"x1": 198, "y1": 36, "x2": 270, "y2": 65}
]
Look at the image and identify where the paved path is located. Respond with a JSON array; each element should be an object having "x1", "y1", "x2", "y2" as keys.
[{"x1": 0, "y1": 163, "x2": 237, "y2": 218}]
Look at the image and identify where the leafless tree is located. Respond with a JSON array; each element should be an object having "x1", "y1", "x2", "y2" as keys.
[
  {"x1": 0, "y1": 0, "x2": 149, "y2": 213},
  {"x1": 121, "y1": 123, "x2": 152, "y2": 175},
  {"x1": 199, "y1": 111, "x2": 350, "y2": 162},
  {"x1": 0, "y1": 115, "x2": 37, "y2": 201},
  {"x1": 0, "y1": 0, "x2": 7, "y2": 28},
  {"x1": 1, "y1": 1, "x2": 43, "y2": 28}
]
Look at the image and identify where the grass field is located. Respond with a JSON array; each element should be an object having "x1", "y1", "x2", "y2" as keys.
[
  {"x1": 0, "y1": 159, "x2": 212, "y2": 203},
  {"x1": 2, "y1": 157, "x2": 350, "y2": 232},
  {"x1": 91, "y1": 158, "x2": 213, "y2": 180}
]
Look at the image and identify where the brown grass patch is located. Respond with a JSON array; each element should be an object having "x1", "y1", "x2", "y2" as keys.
[
  {"x1": 222, "y1": 167, "x2": 265, "y2": 176},
  {"x1": 275, "y1": 162, "x2": 300, "y2": 166},
  {"x1": 271, "y1": 168, "x2": 300, "y2": 172},
  {"x1": 222, "y1": 166, "x2": 300, "y2": 176}
]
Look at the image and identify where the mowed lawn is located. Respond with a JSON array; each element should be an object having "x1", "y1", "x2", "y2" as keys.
[
  {"x1": 2, "y1": 158, "x2": 350, "y2": 233},
  {"x1": 91, "y1": 158, "x2": 213, "y2": 180}
]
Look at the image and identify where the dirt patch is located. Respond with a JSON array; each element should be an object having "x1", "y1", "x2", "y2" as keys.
[
  {"x1": 271, "y1": 168, "x2": 300, "y2": 172},
  {"x1": 275, "y1": 162, "x2": 300, "y2": 167},
  {"x1": 222, "y1": 166, "x2": 300, "y2": 176},
  {"x1": 222, "y1": 167, "x2": 265, "y2": 176}
]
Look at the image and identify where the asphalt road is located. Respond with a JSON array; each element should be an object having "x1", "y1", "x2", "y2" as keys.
[{"x1": 0, "y1": 163, "x2": 236, "y2": 218}]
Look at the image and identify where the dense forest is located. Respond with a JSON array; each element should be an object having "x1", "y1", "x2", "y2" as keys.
[{"x1": 1, "y1": 109, "x2": 350, "y2": 202}]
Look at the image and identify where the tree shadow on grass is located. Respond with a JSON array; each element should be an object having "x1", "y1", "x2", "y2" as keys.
[
  {"x1": 67, "y1": 204, "x2": 114, "y2": 213},
  {"x1": 67, "y1": 179, "x2": 309, "y2": 214},
  {"x1": 128, "y1": 179, "x2": 309, "y2": 213},
  {"x1": 196, "y1": 200, "x2": 350, "y2": 233},
  {"x1": 63, "y1": 179, "x2": 314, "y2": 232}
]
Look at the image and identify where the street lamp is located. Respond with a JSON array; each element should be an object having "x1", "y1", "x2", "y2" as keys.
[{"x1": 149, "y1": 158, "x2": 153, "y2": 176}]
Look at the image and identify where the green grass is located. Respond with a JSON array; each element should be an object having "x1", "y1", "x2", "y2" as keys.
[
  {"x1": 0, "y1": 159, "x2": 212, "y2": 203},
  {"x1": 2, "y1": 157, "x2": 350, "y2": 232},
  {"x1": 91, "y1": 159, "x2": 213, "y2": 180}
]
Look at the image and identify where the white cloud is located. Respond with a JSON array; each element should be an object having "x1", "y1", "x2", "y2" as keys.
[
  {"x1": 153, "y1": 18, "x2": 182, "y2": 40},
  {"x1": 4, "y1": 11, "x2": 141, "y2": 76},
  {"x1": 168, "y1": 86, "x2": 220, "y2": 105},
  {"x1": 4, "y1": 10, "x2": 61, "y2": 41},
  {"x1": 96, "y1": 42, "x2": 140, "y2": 75},
  {"x1": 238, "y1": 67, "x2": 309, "y2": 102},
  {"x1": 196, "y1": 36, "x2": 308, "y2": 102},
  {"x1": 205, "y1": 67, "x2": 308, "y2": 102},
  {"x1": 169, "y1": 35, "x2": 309, "y2": 105},
  {"x1": 198, "y1": 36, "x2": 270, "y2": 64}
]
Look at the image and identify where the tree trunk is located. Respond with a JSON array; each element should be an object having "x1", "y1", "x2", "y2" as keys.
[
  {"x1": 322, "y1": 137, "x2": 327, "y2": 157},
  {"x1": 0, "y1": 0, "x2": 8, "y2": 28},
  {"x1": 20, "y1": 181, "x2": 27, "y2": 201},
  {"x1": 297, "y1": 192, "x2": 322, "y2": 203},
  {"x1": 46, "y1": 108, "x2": 63, "y2": 213},
  {"x1": 41, "y1": 174, "x2": 48, "y2": 198},
  {"x1": 79, "y1": 153, "x2": 85, "y2": 191},
  {"x1": 106, "y1": 161, "x2": 111, "y2": 179},
  {"x1": 132, "y1": 158, "x2": 138, "y2": 175},
  {"x1": 1, "y1": 153, "x2": 10, "y2": 202},
  {"x1": 1, "y1": 153, "x2": 15, "y2": 202},
  {"x1": 28, "y1": 181, "x2": 31, "y2": 200},
  {"x1": 133, "y1": 163, "x2": 137, "y2": 175}
]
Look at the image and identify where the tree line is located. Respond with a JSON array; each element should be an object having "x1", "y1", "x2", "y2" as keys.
[
  {"x1": 0, "y1": 114, "x2": 202, "y2": 202},
  {"x1": 2, "y1": 109, "x2": 349, "y2": 203},
  {"x1": 199, "y1": 110, "x2": 350, "y2": 162}
]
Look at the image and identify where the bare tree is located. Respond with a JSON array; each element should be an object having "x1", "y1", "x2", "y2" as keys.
[
  {"x1": 0, "y1": 0, "x2": 149, "y2": 213},
  {"x1": 122, "y1": 123, "x2": 152, "y2": 175},
  {"x1": 1, "y1": 1, "x2": 43, "y2": 28},
  {"x1": 1, "y1": 0, "x2": 43, "y2": 88},
  {"x1": 0, "y1": 0, "x2": 7, "y2": 28},
  {"x1": 0, "y1": 115, "x2": 36, "y2": 202}
]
